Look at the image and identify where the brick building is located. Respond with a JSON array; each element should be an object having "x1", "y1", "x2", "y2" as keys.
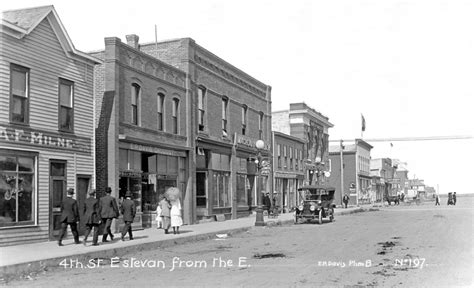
[
  {"x1": 90, "y1": 35, "x2": 190, "y2": 229},
  {"x1": 0, "y1": 6, "x2": 99, "y2": 245},
  {"x1": 272, "y1": 131, "x2": 305, "y2": 212},
  {"x1": 93, "y1": 36, "x2": 272, "y2": 223},
  {"x1": 273, "y1": 103, "x2": 333, "y2": 188},
  {"x1": 328, "y1": 139, "x2": 373, "y2": 206}
]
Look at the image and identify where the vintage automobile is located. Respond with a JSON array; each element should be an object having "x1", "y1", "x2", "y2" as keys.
[{"x1": 294, "y1": 185, "x2": 336, "y2": 224}]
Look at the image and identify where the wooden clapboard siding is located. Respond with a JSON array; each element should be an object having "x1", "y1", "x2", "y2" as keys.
[
  {"x1": 0, "y1": 19, "x2": 94, "y2": 140},
  {"x1": 0, "y1": 15, "x2": 96, "y2": 245}
]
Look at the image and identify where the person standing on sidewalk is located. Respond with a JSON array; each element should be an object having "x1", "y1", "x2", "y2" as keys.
[
  {"x1": 453, "y1": 192, "x2": 457, "y2": 205},
  {"x1": 100, "y1": 187, "x2": 119, "y2": 242},
  {"x1": 159, "y1": 195, "x2": 171, "y2": 234},
  {"x1": 120, "y1": 191, "x2": 136, "y2": 241},
  {"x1": 83, "y1": 189, "x2": 101, "y2": 246},
  {"x1": 343, "y1": 194, "x2": 349, "y2": 209},
  {"x1": 58, "y1": 188, "x2": 81, "y2": 246},
  {"x1": 435, "y1": 194, "x2": 440, "y2": 206},
  {"x1": 170, "y1": 195, "x2": 183, "y2": 234}
]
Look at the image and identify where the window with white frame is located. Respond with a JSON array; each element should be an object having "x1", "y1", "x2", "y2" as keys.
[
  {"x1": 10, "y1": 64, "x2": 30, "y2": 124},
  {"x1": 58, "y1": 78, "x2": 74, "y2": 132}
]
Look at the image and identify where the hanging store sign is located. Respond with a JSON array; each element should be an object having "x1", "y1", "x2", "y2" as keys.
[{"x1": 0, "y1": 124, "x2": 91, "y2": 153}]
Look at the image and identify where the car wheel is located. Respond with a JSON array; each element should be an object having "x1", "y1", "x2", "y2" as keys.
[{"x1": 318, "y1": 210, "x2": 322, "y2": 225}]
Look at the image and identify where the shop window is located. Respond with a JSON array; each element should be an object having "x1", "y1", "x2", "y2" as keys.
[
  {"x1": 212, "y1": 171, "x2": 230, "y2": 208},
  {"x1": 236, "y1": 174, "x2": 249, "y2": 206},
  {"x1": 10, "y1": 64, "x2": 30, "y2": 124},
  {"x1": 196, "y1": 172, "x2": 206, "y2": 207},
  {"x1": 58, "y1": 78, "x2": 74, "y2": 132},
  {"x1": 0, "y1": 152, "x2": 35, "y2": 227}
]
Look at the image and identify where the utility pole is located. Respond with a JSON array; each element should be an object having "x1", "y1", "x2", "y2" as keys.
[{"x1": 340, "y1": 140, "x2": 344, "y2": 207}]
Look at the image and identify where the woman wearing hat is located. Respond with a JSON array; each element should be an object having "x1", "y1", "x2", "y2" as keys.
[{"x1": 159, "y1": 194, "x2": 171, "y2": 234}]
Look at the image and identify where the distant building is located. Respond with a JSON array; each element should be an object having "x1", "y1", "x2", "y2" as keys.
[
  {"x1": 0, "y1": 6, "x2": 99, "y2": 245},
  {"x1": 272, "y1": 131, "x2": 305, "y2": 212},
  {"x1": 273, "y1": 103, "x2": 333, "y2": 187},
  {"x1": 370, "y1": 158, "x2": 398, "y2": 203},
  {"x1": 328, "y1": 139, "x2": 373, "y2": 206}
]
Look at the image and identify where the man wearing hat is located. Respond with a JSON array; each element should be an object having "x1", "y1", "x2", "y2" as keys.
[
  {"x1": 99, "y1": 187, "x2": 119, "y2": 242},
  {"x1": 120, "y1": 191, "x2": 136, "y2": 241},
  {"x1": 83, "y1": 189, "x2": 101, "y2": 246},
  {"x1": 58, "y1": 188, "x2": 80, "y2": 246}
]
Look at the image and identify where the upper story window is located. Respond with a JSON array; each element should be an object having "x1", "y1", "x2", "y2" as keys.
[
  {"x1": 172, "y1": 98, "x2": 179, "y2": 134},
  {"x1": 295, "y1": 148, "x2": 299, "y2": 170},
  {"x1": 277, "y1": 144, "x2": 281, "y2": 168},
  {"x1": 58, "y1": 78, "x2": 74, "y2": 132},
  {"x1": 222, "y1": 97, "x2": 228, "y2": 136},
  {"x1": 131, "y1": 83, "x2": 140, "y2": 125},
  {"x1": 258, "y1": 112, "x2": 264, "y2": 139},
  {"x1": 157, "y1": 93, "x2": 165, "y2": 131},
  {"x1": 198, "y1": 86, "x2": 206, "y2": 131},
  {"x1": 10, "y1": 64, "x2": 30, "y2": 124},
  {"x1": 283, "y1": 145, "x2": 287, "y2": 169},
  {"x1": 241, "y1": 105, "x2": 247, "y2": 135},
  {"x1": 289, "y1": 147, "x2": 293, "y2": 170}
]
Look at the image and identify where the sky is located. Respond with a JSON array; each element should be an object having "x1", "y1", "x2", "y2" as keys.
[{"x1": 1, "y1": 0, "x2": 473, "y2": 194}]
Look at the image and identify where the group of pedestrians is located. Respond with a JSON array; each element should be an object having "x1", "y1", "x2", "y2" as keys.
[
  {"x1": 156, "y1": 188, "x2": 183, "y2": 235},
  {"x1": 58, "y1": 186, "x2": 182, "y2": 247}
]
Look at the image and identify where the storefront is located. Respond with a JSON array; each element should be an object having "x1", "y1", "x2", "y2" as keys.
[
  {"x1": 274, "y1": 173, "x2": 304, "y2": 213},
  {"x1": 118, "y1": 142, "x2": 187, "y2": 229},
  {"x1": 0, "y1": 125, "x2": 93, "y2": 245}
]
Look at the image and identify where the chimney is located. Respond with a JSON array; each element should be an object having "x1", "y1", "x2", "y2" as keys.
[{"x1": 125, "y1": 34, "x2": 140, "y2": 49}]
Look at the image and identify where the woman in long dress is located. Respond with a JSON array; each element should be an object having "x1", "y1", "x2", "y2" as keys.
[
  {"x1": 167, "y1": 187, "x2": 183, "y2": 234},
  {"x1": 159, "y1": 196, "x2": 171, "y2": 234}
]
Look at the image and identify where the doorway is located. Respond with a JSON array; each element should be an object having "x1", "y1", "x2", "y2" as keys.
[
  {"x1": 49, "y1": 160, "x2": 66, "y2": 240},
  {"x1": 76, "y1": 175, "x2": 91, "y2": 235}
]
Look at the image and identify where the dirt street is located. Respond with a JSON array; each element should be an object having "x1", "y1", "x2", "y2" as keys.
[{"x1": 6, "y1": 198, "x2": 473, "y2": 287}]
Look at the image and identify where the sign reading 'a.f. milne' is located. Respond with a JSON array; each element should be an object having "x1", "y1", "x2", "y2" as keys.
[{"x1": 0, "y1": 124, "x2": 91, "y2": 153}]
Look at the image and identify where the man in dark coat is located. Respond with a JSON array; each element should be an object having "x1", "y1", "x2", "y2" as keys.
[
  {"x1": 263, "y1": 193, "x2": 272, "y2": 214},
  {"x1": 58, "y1": 188, "x2": 80, "y2": 246},
  {"x1": 100, "y1": 187, "x2": 119, "y2": 242},
  {"x1": 83, "y1": 189, "x2": 101, "y2": 246},
  {"x1": 120, "y1": 191, "x2": 136, "y2": 241},
  {"x1": 343, "y1": 194, "x2": 349, "y2": 208}
]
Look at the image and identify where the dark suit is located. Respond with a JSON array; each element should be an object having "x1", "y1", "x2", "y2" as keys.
[
  {"x1": 120, "y1": 198, "x2": 136, "y2": 240},
  {"x1": 99, "y1": 194, "x2": 119, "y2": 241},
  {"x1": 83, "y1": 197, "x2": 101, "y2": 245},
  {"x1": 58, "y1": 196, "x2": 80, "y2": 244}
]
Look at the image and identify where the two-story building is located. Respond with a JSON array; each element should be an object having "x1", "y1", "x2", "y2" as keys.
[
  {"x1": 272, "y1": 131, "x2": 305, "y2": 212},
  {"x1": 98, "y1": 36, "x2": 272, "y2": 223},
  {"x1": 0, "y1": 6, "x2": 99, "y2": 245},
  {"x1": 90, "y1": 35, "x2": 190, "y2": 229},
  {"x1": 328, "y1": 139, "x2": 373, "y2": 206}
]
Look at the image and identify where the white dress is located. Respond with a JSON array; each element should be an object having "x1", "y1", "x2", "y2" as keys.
[{"x1": 170, "y1": 199, "x2": 183, "y2": 227}]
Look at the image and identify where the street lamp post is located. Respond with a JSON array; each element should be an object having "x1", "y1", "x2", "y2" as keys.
[{"x1": 255, "y1": 139, "x2": 265, "y2": 226}]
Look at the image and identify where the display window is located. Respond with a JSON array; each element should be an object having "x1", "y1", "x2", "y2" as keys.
[{"x1": 0, "y1": 151, "x2": 36, "y2": 228}]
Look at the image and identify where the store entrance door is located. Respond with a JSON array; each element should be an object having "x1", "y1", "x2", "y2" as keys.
[{"x1": 49, "y1": 161, "x2": 66, "y2": 240}]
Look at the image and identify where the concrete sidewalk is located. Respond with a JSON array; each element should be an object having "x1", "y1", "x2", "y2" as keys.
[{"x1": 0, "y1": 206, "x2": 374, "y2": 279}]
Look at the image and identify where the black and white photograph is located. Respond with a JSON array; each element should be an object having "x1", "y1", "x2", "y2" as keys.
[{"x1": 0, "y1": 0, "x2": 473, "y2": 287}]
